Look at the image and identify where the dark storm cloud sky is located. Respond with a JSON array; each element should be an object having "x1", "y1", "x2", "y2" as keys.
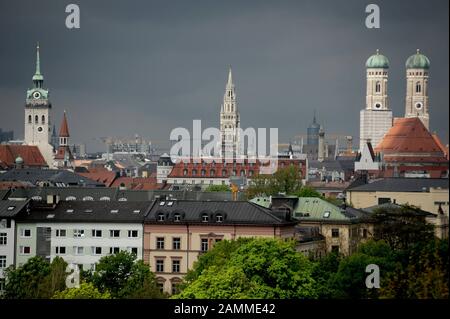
[{"x1": 0, "y1": 0, "x2": 448, "y2": 152}]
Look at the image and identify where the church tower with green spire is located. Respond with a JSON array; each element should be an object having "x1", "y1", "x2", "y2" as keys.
[{"x1": 24, "y1": 43, "x2": 54, "y2": 166}]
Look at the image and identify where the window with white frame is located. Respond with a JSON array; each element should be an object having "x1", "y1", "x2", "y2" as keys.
[
  {"x1": 20, "y1": 229, "x2": 31, "y2": 238},
  {"x1": 92, "y1": 229, "x2": 102, "y2": 238},
  {"x1": 172, "y1": 259, "x2": 180, "y2": 273},
  {"x1": 92, "y1": 247, "x2": 102, "y2": 255},
  {"x1": 201, "y1": 238, "x2": 208, "y2": 252},
  {"x1": 109, "y1": 230, "x2": 120, "y2": 238},
  {"x1": 156, "y1": 259, "x2": 164, "y2": 272},
  {"x1": 0, "y1": 233, "x2": 6, "y2": 245},
  {"x1": 172, "y1": 237, "x2": 181, "y2": 250},
  {"x1": 128, "y1": 230, "x2": 138, "y2": 238},
  {"x1": 55, "y1": 246, "x2": 66, "y2": 255},
  {"x1": 0, "y1": 256, "x2": 6, "y2": 269},
  {"x1": 20, "y1": 246, "x2": 31, "y2": 255},
  {"x1": 109, "y1": 247, "x2": 120, "y2": 254},
  {"x1": 73, "y1": 229, "x2": 85, "y2": 238},
  {"x1": 156, "y1": 237, "x2": 165, "y2": 250},
  {"x1": 55, "y1": 229, "x2": 66, "y2": 237}
]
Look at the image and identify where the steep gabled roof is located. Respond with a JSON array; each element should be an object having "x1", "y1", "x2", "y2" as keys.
[{"x1": 59, "y1": 112, "x2": 70, "y2": 137}]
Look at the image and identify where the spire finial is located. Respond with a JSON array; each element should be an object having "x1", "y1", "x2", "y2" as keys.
[
  {"x1": 416, "y1": 48, "x2": 420, "y2": 54},
  {"x1": 376, "y1": 49, "x2": 380, "y2": 55},
  {"x1": 35, "y1": 42, "x2": 41, "y2": 75},
  {"x1": 227, "y1": 65, "x2": 233, "y2": 86},
  {"x1": 313, "y1": 109, "x2": 317, "y2": 124}
]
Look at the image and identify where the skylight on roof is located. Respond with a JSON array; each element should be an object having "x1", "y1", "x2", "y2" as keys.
[
  {"x1": 47, "y1": 214, "x2": 55, "y2": 219},
  {"x1": 159, "y1": 201, "x2": 165, "y2": 206},
  {"x1": 133, "y1": 210, "x2": 140, "y2": 214},
  {"x1": 110, "y1": 209, "x2": 119, "y2": 214},
  {"x1": 66, "y1": 209, "x2": 74, "y2": 213},
  {"x1": 167, "y1": 201, "x2": 173, "y2": 206},
  {"x1": 84, "y1": 209, "x2": 93, "y2": 213},
  {"x1": 7, "y1": 206, "x2": 15, "y2": 211}
]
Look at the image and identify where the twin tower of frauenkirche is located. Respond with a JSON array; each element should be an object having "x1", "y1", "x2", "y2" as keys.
[{"x1": 360, "y1": 49, "x2": 431, "y2": 151}]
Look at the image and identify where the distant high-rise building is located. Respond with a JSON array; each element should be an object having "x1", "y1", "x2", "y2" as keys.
[
  {"x1": 404, "y1": 49, "x2": 430, "y2": 130},
  {"x1": 0, "y1": 128, "x2": 14, "y2": 143},
  {"x1": 220, "y1": 67, "x2": 240, "y2": 157},
  {"x1": 307, "y1": 111, "x2": 320, "y2": 146},
  {"x1": 359, "y1": 49, "x2": 393, "y2": 151}
]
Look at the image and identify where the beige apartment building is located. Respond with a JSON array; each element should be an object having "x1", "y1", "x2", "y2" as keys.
[{"x1": 143, "y1": 199, "x2": 296, "y2": 294}]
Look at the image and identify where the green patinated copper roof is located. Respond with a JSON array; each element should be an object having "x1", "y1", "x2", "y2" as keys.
[
  {"x1": 294, "y1": 197, "x2": 348, "y2": 221},
  {"x1": 249, "y1": 196, "x2": 272, "y2": 208},
  {"x1": 406, "y1": 49, "x2": 430, "y2": 69},
  {"x1": 366, "y1": 49, "x2": 389, "y2": 69}
]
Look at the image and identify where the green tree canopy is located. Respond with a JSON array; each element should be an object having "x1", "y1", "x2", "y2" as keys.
[
  {"x1": 246, "y1": 166, "x2": 303, "y2": 199},
  {"x1": 87, "y1": 251, "x2": 163, "y2": 299},
  {"x1": 372, "y1": 205, "x2": 435, "y2": 251},
  {"x1": 53, "y1": 282, "x2": 111, "y2": 299},
  {"x1": 175, "y1": 238, "x2": 317, "y2": 299},
  {"x1": 3, "y1": 256, "x2": 67, "y2": 299}
]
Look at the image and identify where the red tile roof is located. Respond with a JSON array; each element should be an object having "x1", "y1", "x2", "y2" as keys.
[
  {"x1": 0, "y1": 145, "x2": 47, "y2": 168},
  {"x1": 111, "y1": 176, "x2": 161, "y2": 190},
  {"x1": 78, "y1": 168, "x2": 118, "y2": 187},
  {"x1": 432, "y1": 133, "x2": 449, "y2": 160},
  {"x1": 167, "y1": 158, "x2": 306, "y2": 178},
  {"x1": 375, "y1": 118, "x2": 448, "y2": 165},
  {"x1": 375, "y1": 118, "x2": 445, "y2": 154}
]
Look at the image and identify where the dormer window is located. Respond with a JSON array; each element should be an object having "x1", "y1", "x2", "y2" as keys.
[
  {"x1": 323, "y1": 211, "x2": 330, "y2": 218},
  {"x1": 66, "y1": 196, "x2": 76, "y2": 201},
  {"x1": 174, "y1": 213, "x2": 181, "y2": 222},
  {"x1": 202, "y1": 214, "x2": 209, "y2": 222},
  {"x1": 216, "y1": 214, "x2": 223, "y2": 223},
  {"x1": 100, "y1": 196, "x2": 110, "y2": 201},
  {"x1": 83, "y1": 196, "x2": 94, "y2": 201},
  {"x1": 157, "y1": 213, "x2": 165, "y2": 222}
]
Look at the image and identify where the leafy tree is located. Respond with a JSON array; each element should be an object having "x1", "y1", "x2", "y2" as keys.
[
  {"x1": 294, "y1": 186, "x2": 323, "y2": 198},
  {"x1": 311, "y1": 252, "x2": 341, "y2": 298},
  {"x1": 3, "y1": 256, "x2": 67, "y2": 299},
  {"x1": 38, "y1": 257, "x2": 68, "y2": 298},
  {"x1": 380, "y1": 239, "x2": 449, "y2": 299},
  {"x1": 372, "y1": 205, "x2": 435, "y2": 251},
  {"x1": 246, "y1": 166, "x2": 303, "y2": 199},
  {"x1": 175, "y1": 238, "x2": 317, "y2": 299},
  {"x1": 53, "y1": 282, "x2": 111, "y2": 299},
  {"x1": 174, "y1": 266, "x2": 254, "y2": 299},
  {"x1": 205, "y1": 184, "x2": 231, "y2": 192},
  {"x1": 87, "y1": 251, "x2": 163, "y2": 299},
  {"x1": 182, "y1": 238, "x2": 249, "y2": 285},
  {"x1": 329, "y1": 240, "x2": 396, "y2": 299}
]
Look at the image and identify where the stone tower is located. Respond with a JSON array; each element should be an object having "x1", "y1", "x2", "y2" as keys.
[
  {"x1": 24, "y1": 43, "x2": 54, "y2": 166},
  {"x1": 404, "y1": 49, "x2": 430, "y2": 130},
  {"x1": 220, "y1": 67, "x2": 240, "y2": 158},
  {"x1": 359, "y1": 49, "x2": 393, "y2": 151}
]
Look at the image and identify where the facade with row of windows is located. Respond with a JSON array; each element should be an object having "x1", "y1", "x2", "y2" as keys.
[{"x1": 0, "y1": 197, "x2": 297, "y2": 295}]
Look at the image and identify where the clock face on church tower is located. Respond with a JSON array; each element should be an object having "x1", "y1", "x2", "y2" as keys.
[{"x1": 33, "y1": 91, "x2": 41, "y2": 99}]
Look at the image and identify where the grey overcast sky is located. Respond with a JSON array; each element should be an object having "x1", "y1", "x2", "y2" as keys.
[{"x1": 0, "y1": 0, "x2": 448, "y2": 152}]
